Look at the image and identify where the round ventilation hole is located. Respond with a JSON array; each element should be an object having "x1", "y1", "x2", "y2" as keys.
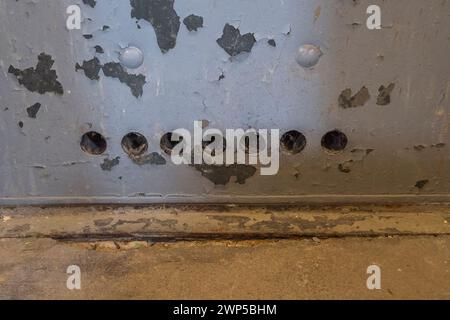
[
  {"x1": 280, "y1": 130, "x2": 307, "y2": 154},
  {"x1": 321, "y1": 130, "x2": 348, "y2": 152},
  {"x1": 121, "y1": 132, "x2": 148, "y2": 157},
  {"x1": 160, "y1": 132, "x2": 183, "y2": 155},
  {"x1": 80, "y1": 131, "x2": 107, "y2": 155}
]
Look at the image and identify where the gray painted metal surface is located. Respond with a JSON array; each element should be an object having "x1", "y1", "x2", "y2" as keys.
[{"x1": 0, "y1": 0, "x2": 449, "y2": 205}]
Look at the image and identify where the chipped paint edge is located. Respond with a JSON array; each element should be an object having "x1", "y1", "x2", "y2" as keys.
[{"x1": 1, "y1": 204, "x2": 449, "y2": 240}]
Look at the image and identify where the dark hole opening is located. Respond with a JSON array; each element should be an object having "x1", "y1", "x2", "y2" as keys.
[
  {"x1": 321, "y1": 130, "x2": 348, "y2": 152},
  {"x1": 80, "y1": 131, "x2": 107, "y2": 155},
  {"x1": 280, "y1": 130, "x2": 307, "y2": 154},
  {"x1": 121, "y1": 132, "x2": 148, "y2": 157},
  {"x1": 160, "y1": 132, "x2": 183, "y2": 155}
]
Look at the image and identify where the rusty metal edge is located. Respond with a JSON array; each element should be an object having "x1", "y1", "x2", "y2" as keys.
[
  {"x1": 3, "y1": 194, "x2": 450, "y2": 206},
  {"x1": 1, "y1": 204, "x2": 449, "y2": 241}
]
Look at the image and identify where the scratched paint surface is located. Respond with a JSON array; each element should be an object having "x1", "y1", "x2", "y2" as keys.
[{"x1": 0, "y1": 0, "x2": 449, "y2": 205}]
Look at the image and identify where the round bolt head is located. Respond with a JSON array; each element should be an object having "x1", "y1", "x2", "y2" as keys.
[
  {"x1": 119, "y1": 46, "x2": 144, "y2": 69},
  {"x1": 296, "y1": 44, "x2": 323, "y2": 68}
]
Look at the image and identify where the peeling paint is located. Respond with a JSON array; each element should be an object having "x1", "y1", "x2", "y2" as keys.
[
  {"x1": 415, "y1": 180, "x2": 429, "y2": 190},
  {"x1": 8, "y1": 53, "x2": 63, "y2": 95},
  {"x1": 194, "y1": 164, "x2": 257, "y2": 185},
  {"x1": 377, "y1": 83, "x2": 395, "y2": 106},
  {"x1": 131, "y1": 153, "x2": 167, "y2": 166},
  {"x1": 130, "y1": 0, "x2": 181, "y2": 53},
  {"x1": 76, "y1": 58, "x2": 146, "y2": 97},
  {"x1": 26, "y1": 103, "x2": 41, "y2": 119},
  {"x1": 82, "y1": 0, "x2": 97, "y2": 8},
  {"x1": 75, "y1": 57, "x2": 102, "y2": 80},
  {"x1": 102, "y1": 62, "x2": 146, "y2": 98},
  {"x1": 183, "y1": 14, "x2": 203, "y2": 32},
  {"x1": 101, "y1": 157, "x2": 120, "y2": 171},
  {"x1": 217, "y1": 24, "x2": 256, "y2": 57},
  {"x1": 338, "y1": 87, "x2": 370, "y2": 109}
]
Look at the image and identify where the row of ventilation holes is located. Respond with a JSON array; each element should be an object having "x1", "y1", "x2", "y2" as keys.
[{"x1": 80, "y1": 130, "x2": 348, "y2": 156}]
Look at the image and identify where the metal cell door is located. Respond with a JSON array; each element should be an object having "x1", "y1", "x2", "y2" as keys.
[{"x1": 0, "y1": 0, "x2": 449, "y2": 205}]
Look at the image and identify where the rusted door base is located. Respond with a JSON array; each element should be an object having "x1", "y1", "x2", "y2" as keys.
[{"x1": 1, "y1": 204, "x2": 449, "y2": 241}]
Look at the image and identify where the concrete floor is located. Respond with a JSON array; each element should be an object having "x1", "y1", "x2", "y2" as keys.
[{"x1": 0, "y1": 235, "x2": 449, "y2": 299}]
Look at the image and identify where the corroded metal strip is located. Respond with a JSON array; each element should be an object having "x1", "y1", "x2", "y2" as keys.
[{"x1": 1, "y1": 205, "x2": 449, "y2": 240}]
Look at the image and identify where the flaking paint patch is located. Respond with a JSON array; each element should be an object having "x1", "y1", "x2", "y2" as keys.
[
  {"x1": 415, "y1": 180, "x2": 429, "y2": 190},
  {"x1": 94, "y1": 218, "x2": 114, "y2": 227},
  {"x1": 94, "y1": 45, "x2": 104, "y2": 54},
  {"x1": 102, "y1": 62, "x2": 146, "y2": 98},
  {"x1": 183, "y1": 14, "x2": 204, "y2": 32},
  {"x1": 8, "y1": 53, "x2": 64, "y2": 95},
  {"x1": 130, "y1": 0, "x2": 181, "y2": 53},
  {"x1": 250, "y1": 215, "x2": 367, "y2": 232},
  {"x1": 75, "y1": 57, "x2": 102, "y2": 80},
  {"x1": 82, "y1": 0, "x2": 96, "y2": 8},
  {"x1": 377, "y1": 83, "x2": 395, "y2": 105},
  {"x1": 101, "y1": 157, "x2": 120, "y2": 171},
  {"x1": 76, "y1": 58, "x2": 146, "y2": 98},
  {"x1": 338, "y1": 87, "x2": 370, "y2": 108},
  {"x1": 194, "y1": 164, "x2": 257, "y2": 185},
  {"x1": 111, "y1": 217, "x2": 178, "y2": 229},
  {"x1": 207, "y1": 215, "x2": 251, "y2": 228},
  {"x1": 26, "y1": 103, "x2": 41, "y2": 119},
  {"x1": 130, "y1": 153, "x2": 167, "y2": 166},
  {"x1": 217, "y1": 24, "x2": 256, "y2": 57},
  {"x1": 409, "y1": 143, "x2": 446, "y2": 151},
  {"x1": 338, "y1": 149, "x2": 374, "y2": 173}
]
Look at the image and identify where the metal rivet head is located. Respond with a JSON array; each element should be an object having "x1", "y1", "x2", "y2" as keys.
[
  {"x1": 119, "y1": 46, "x2": 144, "y2": 69},
  {"x1": 296, "y1": 44, "x2": 323, "y2": 68}
]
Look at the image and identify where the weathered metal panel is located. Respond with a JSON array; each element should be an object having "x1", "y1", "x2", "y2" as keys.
[
  {"x1": 1, "y1": 205, "x2": 450, "y2": 240},
  {"x1": 0, "y1": 0, "x2": 449, "y2": 205}
]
